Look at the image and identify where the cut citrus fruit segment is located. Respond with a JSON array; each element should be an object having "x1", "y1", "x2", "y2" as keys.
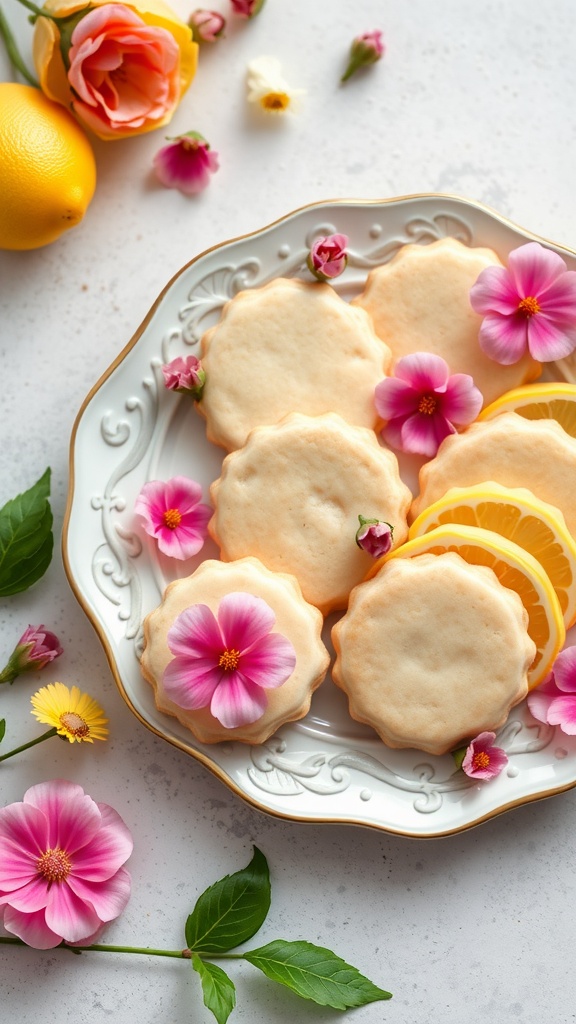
[
  {"x1": 369, "y1": 523, "x2": 565, "y2": 689},
  {"x1": 409, "y1": 483, "x2": 576, "y2": 628},
  {"x1": 479, "y1": 382, "x2": 576, "y2": 439}
]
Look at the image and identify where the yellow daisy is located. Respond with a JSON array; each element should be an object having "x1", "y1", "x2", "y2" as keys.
[{"x1": 30, "y1": 682, "x2": 109, "y2": 744}]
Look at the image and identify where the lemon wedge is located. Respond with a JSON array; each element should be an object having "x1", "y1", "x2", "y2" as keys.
[{"x1": 479, "y1": 382, "x2": 576, "y2": 439}]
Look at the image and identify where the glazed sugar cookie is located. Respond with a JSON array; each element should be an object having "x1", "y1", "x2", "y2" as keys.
[
  {"x1": 332, "y1": 553, "x2": 535, "y2": 755},
  {"x1": 352, "y1": 237, "x2": 540, "y2": 407},
  {"x1": 209, "y1": 413, "x2": 412, "y2": 614},
  {"x1": 411, "y1": 412, "x2": 576, "y2": 538},
  {"x1": 140, "y1": 558, "x2": 330, "y2": 745},
  {"x1": 197, "y1": 277, "x2": 391, "y2": 451}
]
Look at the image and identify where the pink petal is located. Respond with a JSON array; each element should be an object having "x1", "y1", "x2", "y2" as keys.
[
  {"x1": 154, "y1": 141, "x2": 219, "y2": 195},
  {"x1": 71, "y1": 807, "x2": 133, "y2": 882},
  {"x1": 551, "y1": 646, "x2": 576, "y2": 692},
  {"x1": 163, "y1": 657, "x2": 222, "y2": 709},
  {"x1": 0, "y1": 838, "x2": 42, "y2": 891},
  {"x1": 0, "y1": 802, "x2": 48, "y2": 862},
  {"x1": 0, "y1": 875, "x2": 50, "y2": 913},
  {"x1": 400, "y1": 411, "x2": 454, "y2": 457},
  {"x1": 240, "y1": 632, "x2": 296, "y2": 689},
  {"x1": 164, "y1": 476, "x2": 204, "y2": 512},
  {"x1": 2, "y1": 906, "x2": 62, "y2": 949},
  {"x1": 469, "y1": 265, "x2": 520, "y2": 315},
  {"x1": 155, "y1": 518, "x2": 209, "y2": 559},
  {"x1": 478, "y1": 312, "x2": 529, "y2": 364},
  {"x1": 210, "y1": 673, "x2": 269, "y2": 728},
  {"x1": 545, "y1": 694, "x2": 576, "y2": 733},
  {"x1": 218, "y1": 592, "x2": 276, "y2": 652},
  {"x1": 441, "y1": 374, "x2": 483, "y2": 425},
  {"x1": 507, "y1": 242, "x2": 568, "y2": 297},
  {"x1": 374, "y1": 377, "x2": 419, "y2": 420},
  {"x1": 67, "y1": 867, "x2": 131, "y2": 922},
  {"x1": 134, "y1": 479, "x2": 169, "y2": 523},
  {"x1": 526, "y1": 676, "x2": 559, "y2": 724},
  {"x1": 168, "y1": 604, "x2": 223, "y2": 658},
  {"x1": 537, "y1": 271, "x2": 576, "y2": 318},
  {"x1": 24, "y1": 781, "x2": 101, "y2": 855},
  {"x1": 394, "y1": 352, "x2": 450, "y2": 392},
  {"x1": 45, "y1": 882, "x2": 101, "y2": 944},
  {"x1": 526, "y1": 315, "x2": 576, "y2": 362}
]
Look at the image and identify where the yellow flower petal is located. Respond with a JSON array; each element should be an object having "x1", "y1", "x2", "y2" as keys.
[{"x1": 31, "y1": 682, "x2": 109, "y2": 744}]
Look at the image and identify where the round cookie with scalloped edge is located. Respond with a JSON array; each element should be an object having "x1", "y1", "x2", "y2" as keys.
[
  {"x1": 197, "y1": 277, "x2": 391, "y2": 452},
  {"x1": 352, "y1": 237, "x2": 540, "y2": 407},
  {"x1": 331, "y1": 552, "x2": 535, "y2": 756},
  {"x1": 209, "y1": 412, "x2": 412, "y2": 615},
  {"x1": 140, "y1": 557, "x2": 330, "y2": 745}
]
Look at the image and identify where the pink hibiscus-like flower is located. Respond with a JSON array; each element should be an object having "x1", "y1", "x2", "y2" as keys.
[
  {"x1": 469, "y1": 241, "x2": 576, "y2": 364},
  {"x1": 0, "y1": 625, "x2": 63, "y2": 685},
  {"x1": 134, "y1": 476, "x2": 211, "y2": 559},
  {"x1": 527, "y1": 646, "x2": 576, "y2": 733},
  {"x1": 230, "y1": 0, "x2": 266, "y2": 17},
  {"x1": 164, "y1": 592, "x2": 297, "y2": 728},
  {"x1": 189, "y1": 9, "x2": 226, "y2": 43},
  {"x1": 154, "y1": 132, "x2": 219, "y2": 195},
  {"x1": 307, "y1": 234, "x2": 349, "y2": 282},
  {"x1": 461, "y1": 732, "x2": 508, "y2": 781},
  {"x1": 355, "y1": 516, "x2": 394, "y2": 558},
  {"x1": 341, "y1": 30, "x2": 385, "y2": 83},
  {"x1": 162, "y1": 354, "x2": 206, "y2": 397},
  {"x1": 374, "y1": 352, "x2": 483, "y2": 458},
  {"x1": 0, "y1": 779, "x2": 132, "y2": 949}
]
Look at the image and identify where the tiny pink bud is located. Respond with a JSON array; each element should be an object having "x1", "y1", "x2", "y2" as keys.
[
  {"x1": 153, "y1": 132, "x2": 219, "y2": 195},
  {"x1": 0, "y1": 626, "x2": 63, "y2": 685},
  {"x1": 230, "y1": 0, "x2": 266, "y2": 17},
  {"x1": 341, "y1": 30, "x2": 385, "y2": 83},
  {"x1": 355, "y1": 516, "x2": 394, "y2": 558},
  {"x1": 162, "y1": 355, "x2": 206, "y2": 399},
  {"x1": 307, "y1": 233, "x2": 349, "y2": 282},
  {"x1": 189, "y1": 9, "x2": 226, "y2": 42}
]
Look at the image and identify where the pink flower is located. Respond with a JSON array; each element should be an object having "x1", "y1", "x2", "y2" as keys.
[
  {"x1": 163, "y1": 592, "x2": 297, "y2": 728},
  {"x1": 355, "y1": 516, "x2": 394, "y2": 558},
  {"x1": 153, "y1": 132, "x2": 219, "y2": 195},
  {"x1": 189, "y1": 9, "x2": 226, "y2": 43},
  {"x1": 230, "y1": 0, "x2": 266, "y2": 18},
  {"x1": 461, "y1": 732, "x2": 508, "y2": 780},
  {"x1": 0, "y1": 626, "x2": 63, "y2": 686},
  {"x1": 0, "y1": 780, "x2": 132, "y2": 949},
  {"x1": 374, "y1": 352, "x2": 483, "y2": 458},
  {"x1": 307, "y1": 234, "x2": 349, "y2": 282},
  {"x1": 134, "y1": 477, "x2": 211, "y2": 559},
  {"x1": 527, "y1": 646, "x2": 576, "y2": 733},
  {"x1": 162, "y1": 355, "x2": 206, "y2": 397},
  {"x1": 469, "y1": 241, "x2": 576, "y2": 364},
  {"x1": 341, "y1": 30, "x2": 385, "y2": 83},
  {"x1": 66, "y1": 5, "x2": 183, "y2": 140}
]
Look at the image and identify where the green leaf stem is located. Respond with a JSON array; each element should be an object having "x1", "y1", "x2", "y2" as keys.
[
  {"x1": 192, "y1": 955, "x2": 236, "y2": 1024},
  {"x1": 185, "y1": 846, "x2": 270, "y2": 954},
  {"x1": 0, "y1": 468, "x2": 53, "y2": 596}
]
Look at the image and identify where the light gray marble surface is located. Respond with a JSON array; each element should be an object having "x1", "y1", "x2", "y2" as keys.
[{"x1": 1, "y1": 2, "x2": 576, "y2": 1022}]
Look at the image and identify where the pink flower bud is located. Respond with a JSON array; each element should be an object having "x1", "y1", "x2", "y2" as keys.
[
  {"x1": 230, "y1": 0, "x2": 266, "y2": 17},
  {"x1": 307, "y1": 233, "x2": 349, "y2": 282},
  {"x1": 341, "y1": 30, "x2": 385, "y2": 83},
  {"x1": 0, "y1": 625, "x2": 63, "y2": 685},
  {"x1": 162, "y1": 355, "x2": 206, "y2": 398},
  {"x1": 189, "y1": 9, "x2": 226, "y2": 43},
  {"x1": 355, "y1": 516, "x2": 394, "y2": 558},
  {"x1": 153, "y1": 132, "x2": 219, "y2": 195}
]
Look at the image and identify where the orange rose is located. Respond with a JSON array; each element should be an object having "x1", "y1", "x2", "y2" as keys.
[{"x1": 33, "y1": 0, "x2": 198, "y2": 140}]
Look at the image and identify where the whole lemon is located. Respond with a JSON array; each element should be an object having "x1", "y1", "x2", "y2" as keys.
[{"x1": 0, "y1": 83, "x2": 97, "y2": 251}]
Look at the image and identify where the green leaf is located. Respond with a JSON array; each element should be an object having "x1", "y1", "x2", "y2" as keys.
[
  {"x1": 0, "y1": 719, "x2": 5, "y2": 743},
  {"x1": 0, "y1": 469, "x2": 53, "y2": 596},
  {"x1": 192, "y1": 954, "x2": 236, "y2": 1024},
  {"x1": 243, "y1": 939, "x2": 392, "y2": 1010},
  {"x1": 185, "y1": 846, "x2": 270, "y2": 954}
]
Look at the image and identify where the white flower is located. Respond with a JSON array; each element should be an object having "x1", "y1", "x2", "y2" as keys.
[{"x1": 246, "y1": 56, "x2": 305, "y2": 113}]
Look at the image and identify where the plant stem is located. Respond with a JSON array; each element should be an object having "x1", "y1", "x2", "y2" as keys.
[
  {"x1": 13, "y1": 0, "x2": 50, "y2": 18},
  {"x1": 0, "y1": 937, "x2": 247, "y2": 959},
  {"x1": 0, "y1": 6, "x2": 39, "y2": 88},
  {"x1": 0, "y1": 728, "x2": 57, "y2": 762}
]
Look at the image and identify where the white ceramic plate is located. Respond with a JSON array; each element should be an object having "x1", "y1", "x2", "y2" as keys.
[{"x1": 64, "y1": 193, "x2": 576, "y2": 838}]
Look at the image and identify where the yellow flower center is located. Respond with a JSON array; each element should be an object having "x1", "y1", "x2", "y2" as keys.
[
  {"x1": 37, "y1": 847, "x2": 71, "y2": 883},
  {"x1": 163, "y1": 508, "x2": 182, "y2": 530},
  {"x1": 60, "y1": 711, "x2": 90, "y2": 738},
  {"x1": 518, "y1": 295, "x2": 541, "y2": 317},
  {"x1": 260, "y1": 91, "x2": 290, "y2": 111},
  {"x1": 472, "y1": 751, "x2": 491, "y2": 770},
  {"x1": 418, "y1": 394, "x2": 437, "y2": 416},
  {"x1": 218, "y1": 648, "x2": 241, "y2": 671}
]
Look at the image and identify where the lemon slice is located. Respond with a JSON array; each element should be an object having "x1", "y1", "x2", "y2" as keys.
[
  {"x1": 409, "y1": 483, "x2": 576, "y2": 628},
  {"x1": 479, "y1": 382, "x2": 576, "y2": 439},
  {"x1": 371, "y1": 523, "x2": 565, "y2": 688}
]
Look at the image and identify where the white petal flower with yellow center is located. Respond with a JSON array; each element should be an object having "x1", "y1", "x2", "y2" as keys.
[{"x1": 246, "y1": 56, "x2": 305, "y2": 113}]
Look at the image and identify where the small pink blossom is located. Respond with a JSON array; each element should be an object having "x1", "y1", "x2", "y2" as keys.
[
  {"x1": 164, "y1": 592, "x2": 297, "y2": 728},
  {"x1": 0, "y1": 626, "x2": 63, "y2": 685},
  {"x1": 374, "y1": 352, "x2": 483, "y2": 458},
  {"x1": 0, "y1": 780, "x2": 132, "y2": 949},
  {"x1": 162, "y1": 355, "x2": 206, "y2": 398},
  {"x1": 355, "y1": 516, "x2": 394, "y2": 558},
  {"x1": 469, "y1": 241, "x2": 576, "y2": 364},
  {"x1": 341, "y1": 30, "x2": 385, "y2": 83},
  {"x1": 461, "y1": 732, "x2": 508, "y2": 780},
  {"x1": 527, "y1": 646, "x2": 576, "y2": 734},
  {"x1": 153, "y1": 132, "x2": 219, "y2": 195},
  {"x1": 230, "y1": 0, "x2": 266, "y2": 17},
  {"x1": 134, "y1": 477, "x2": 211, "y2": 560},
  {"x1": 189, "y1": 9, "x2": 226, "y2": 42},
  {"x1": 307, "y1": 234, "x2": 349, "y2": 282}
]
